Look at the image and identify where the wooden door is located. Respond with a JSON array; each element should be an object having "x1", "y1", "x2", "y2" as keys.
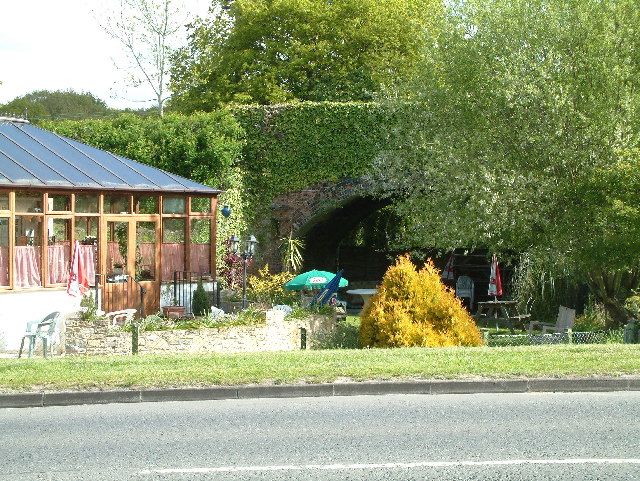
[{"x1": 101, "y1": 217, "x2": 160, "y2": 316}]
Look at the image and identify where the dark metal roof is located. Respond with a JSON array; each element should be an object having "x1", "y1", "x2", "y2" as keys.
[{"x1": 0, "y1": 119, "x2": 220, "y2": 194}]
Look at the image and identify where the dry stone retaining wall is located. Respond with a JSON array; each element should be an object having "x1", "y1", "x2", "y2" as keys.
[{"x1": 64, "y1": 311, "x2": 334, "y2": 356}]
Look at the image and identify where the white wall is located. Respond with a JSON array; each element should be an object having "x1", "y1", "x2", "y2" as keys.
[{"x1": 0, "y1": 289, "x2": 82, "y2": 352}]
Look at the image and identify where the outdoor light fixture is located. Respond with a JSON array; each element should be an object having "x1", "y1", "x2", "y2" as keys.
[
  {"x1": 221, "y1": 205, "x2": 232, "y2": 218},
  {"x1": 229, "y1": 234, "x2": 240, "y2": 254},
  {"x1": 228, "y1": 234, "x2": 258, "y2": 309}
]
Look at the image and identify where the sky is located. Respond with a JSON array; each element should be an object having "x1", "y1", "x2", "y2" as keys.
[{"x1": 0, "y1": 0, "x2": 211, "y2": 110}]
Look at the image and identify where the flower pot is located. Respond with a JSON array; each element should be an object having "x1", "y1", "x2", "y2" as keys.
[{"x1": 162, "y1": 305, "x2": 186, "y2": 319}]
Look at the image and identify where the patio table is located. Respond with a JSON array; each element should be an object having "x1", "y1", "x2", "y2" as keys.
[
  {"x1": 474, "y1": 300, "x2": 529, "y2": 333},
  {"x1": 346, "y1": 289, "x2": 378, "y2": 309}
]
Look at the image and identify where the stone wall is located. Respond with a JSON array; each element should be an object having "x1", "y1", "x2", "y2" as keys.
[{"x1": 64, "y1": 310, "x2": 335, "y2": 356}]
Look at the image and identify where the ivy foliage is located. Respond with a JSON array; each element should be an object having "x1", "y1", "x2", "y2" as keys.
[{"x1": 231, "y1": 102, "x2": 393, "y2": 207}]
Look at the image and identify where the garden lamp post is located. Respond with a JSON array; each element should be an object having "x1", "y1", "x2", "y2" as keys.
[{"x1": 229, "y1": 234, "x2": 258, "y2": 309}]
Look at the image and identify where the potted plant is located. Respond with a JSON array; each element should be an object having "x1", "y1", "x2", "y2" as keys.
[
  {"x1": 113, "y1": 262, "x2": 124, "y2": 275},
  {"x1": 162, "y1": 290, "x2": 186, "y2": 319}
]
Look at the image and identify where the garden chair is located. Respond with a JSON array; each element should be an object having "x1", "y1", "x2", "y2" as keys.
[
  {"x1": 105, "y1": 309, "x2": 137, "y2": 327},
  {"x1": 18, "y1": 312, "x2": 61, "y2": 358},
  {"x1": 528, "y1": 306, "x2": 576, "y2": 335},
  {"x1": 455, "y1": 276, "x2": 475, "y2": 311}
]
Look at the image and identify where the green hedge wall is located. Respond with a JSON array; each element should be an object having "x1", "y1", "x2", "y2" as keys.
[
  {"x1": 43, "y1": 111, "x2": 244, "y2": 189},
  {"x1": 231, "y1": 102, "x2": 390, "y2": 206}
]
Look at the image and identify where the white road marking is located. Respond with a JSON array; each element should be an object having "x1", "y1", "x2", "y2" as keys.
[{"x1": 140, "y1": 458, "x2": 640, "y2": 475}]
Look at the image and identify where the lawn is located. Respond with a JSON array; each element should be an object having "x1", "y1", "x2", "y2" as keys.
[{"x1": 1, "y1": 344, "x2": 639, "y2": 393}]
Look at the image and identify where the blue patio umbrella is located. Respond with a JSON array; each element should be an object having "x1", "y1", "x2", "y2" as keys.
[
  {"x1": 284, "y1": 269, "x2": 349, "y2": 291},
  {"x1": 310, "y1": 270, "x2": 345, "y2": 306}
]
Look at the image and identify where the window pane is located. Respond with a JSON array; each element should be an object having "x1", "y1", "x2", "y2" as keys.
[
  {"x1": 48, "y1": 218, "x2": 70, "y2": 284},
  {"x1": 105, "y1": 194, "x2": 131, "y2": 214},
  {"x1": 75, "y1": 216, "x2": 98, "y2": 243},
  {"x1": 0, "y1": 193, "x2": 8, "y2": 211},
  {"x1": 75, "y1": 194, "x2": 99, "y2": 213},
  {"x1": 74, "y1": 217, "x2": 97, "y2": 287},
  {"x1": 107, "y1": 221, "x2": 128, "y2": 280},
  {"x1": 135, "y1": 195, "x2": 158, "y2": 214},
  {"x1": 14, "y1": 215, "x2": 42, "y2": 287},
  {"x1": 48, "y1": 194, "x2": 71, "y2": 212},
  {"x1": 162, "y1": 218, "x2": 184, "y2": 280},
  {"x1": 191, "y1": 197, "x2": 211, "y2": 213},
  {"x1": 136, "y1": 221, "x2": 156, "y2": 281},
  {"x1": 15, "y1": 192, "x2": 42, "y2": 213},
  {"x1": 190, "y1": 219, "x2": 211, "y2": 275},
  {"x1": 0, "y1": 218, "x2": 8, "y2": 286},
  {"x1": 162, "y1": 197, "x2": 185, "y2": 214}
]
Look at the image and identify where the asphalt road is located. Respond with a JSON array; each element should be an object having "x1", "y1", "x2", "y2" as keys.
[{"x1": 1, "y1": 391, "x2": 639, "y2": 481}]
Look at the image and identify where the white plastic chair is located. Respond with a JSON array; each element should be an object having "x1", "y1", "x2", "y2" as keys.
[
  {"x1": 18, "y1": 312, "x2": 61, "y2": 358},
  {"x1": 455, "y1": 276, "x2": 475, "y2": 311}
]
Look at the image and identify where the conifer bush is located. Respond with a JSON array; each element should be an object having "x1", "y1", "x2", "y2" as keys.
[
  {"x1": 192, "y1": 280, "x2": 210, "y2": 316},
  {"x1": 359, "y1": 255, "x2": 483, "y2": 348}
]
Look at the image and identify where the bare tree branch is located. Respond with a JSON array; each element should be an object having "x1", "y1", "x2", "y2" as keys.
[{"x1": 96, "y1": 0, "x2": 189, "y2": 115}]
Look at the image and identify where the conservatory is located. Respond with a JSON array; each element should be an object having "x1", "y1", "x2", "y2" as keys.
[{"x1": 0, "y1": 117, "x2": 219, "y2": 350}]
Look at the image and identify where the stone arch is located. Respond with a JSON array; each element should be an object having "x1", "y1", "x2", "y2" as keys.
[{"x1": 266, "y1": 178, "x2": 392, "y2": 278}]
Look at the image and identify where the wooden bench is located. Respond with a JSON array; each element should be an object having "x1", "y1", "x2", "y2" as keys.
[{"x1": 528, "y1": 306, "x2": 575, "y2": 335}]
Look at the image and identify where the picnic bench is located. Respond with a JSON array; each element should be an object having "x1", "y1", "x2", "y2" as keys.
[{"x1": 474, "y1": 300, "x2": 531, "y2": 333}]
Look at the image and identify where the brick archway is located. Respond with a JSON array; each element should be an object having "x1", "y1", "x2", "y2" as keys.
[{"x1": 265, "y1": 178, "x2": 392, "y2": 274}]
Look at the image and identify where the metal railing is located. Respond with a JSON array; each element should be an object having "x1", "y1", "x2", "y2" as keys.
[{"x1": 171, "y1": 271, "x2": 221, "y2": 315}]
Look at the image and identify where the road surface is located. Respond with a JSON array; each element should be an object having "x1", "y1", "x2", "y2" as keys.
[{"x1": 1, "y1": 391, "x2": 639, "y2": 480}]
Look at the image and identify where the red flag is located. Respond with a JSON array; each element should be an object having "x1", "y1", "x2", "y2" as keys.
[
  {"x1": 441, "y1": 253, "x2": 455, "y2": 281},
  {"x1": 67, "y1": 241, "x2": 89, "y2": 297},
  {"x1": 488, "y1": 254, "x2": 503, "y2": 297}
]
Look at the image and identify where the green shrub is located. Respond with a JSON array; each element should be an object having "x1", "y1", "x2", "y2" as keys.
[
  {"x1": 120, "y1": 312, "x2": 173, "y2": 332},
  {"x1": 624, "y1": 293, "x2": 640, "y2": 319},
  {"x1": 574, "y1": 300, "x2": 610, "y2": 332},
  {"x1": 234, "y1": 307, "x2": 267, "y2": 325},
  {"x1": 80, "y1": 294, "x2": 104, "y2": 323},
  {"x1": 313, "y1": 316, "x2": 361, "y2": 349},
  {"x1": 192, "y1": 281, "x2": 210, "y2": 316},
  {"x1": 360, "y1": 255, "x2": 483, "y2": 348}
]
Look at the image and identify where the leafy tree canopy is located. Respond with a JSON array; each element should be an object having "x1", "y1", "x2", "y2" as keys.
[
  {"x1": 371, "y1": 0, "x2": 640, "y2": 326},
  {"x1": 169, "y1": 0, "x2": 442, "y2": 111},
  {"x1": 0, "y1": 90, "x2": 112, "y2": 121}
]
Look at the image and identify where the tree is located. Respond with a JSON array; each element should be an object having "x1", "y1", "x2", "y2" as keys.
[
  {"x1": 371, "y1": 0, "x2": 640, "y2": 327},
  {"x1": 98, "y1": 0, "x2": 189, "y2": 116},
  {"x1": 0, "y1": 90, "x2": 112, "y2": 121},
  {"x1": 169, "y1": 0, "x2": 443, "y2": 111}
]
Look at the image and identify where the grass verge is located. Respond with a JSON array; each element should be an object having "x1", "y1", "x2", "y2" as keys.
[{"x1": 1, "y1": 344, "x2": 639, "y2": 392}]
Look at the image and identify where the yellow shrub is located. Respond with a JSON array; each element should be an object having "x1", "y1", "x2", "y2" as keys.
[
  {"x1": 248, "y1": 264, "x2": 297, "y2": 306},
  {"x1": 360, "y1": 255, "x2": 483, "y2": 348}
]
